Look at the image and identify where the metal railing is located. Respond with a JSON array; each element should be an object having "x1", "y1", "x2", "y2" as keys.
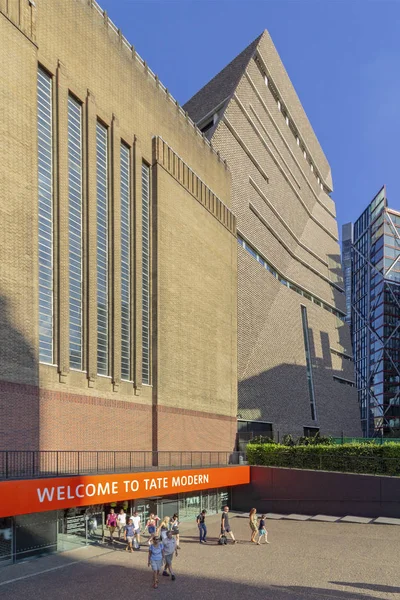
[
  {"x1": 0, "y1": 450, "x2": 247, "y2": 480},
  {"x1": 331, "y1": 436, "x2": 400, "y2": 445}
]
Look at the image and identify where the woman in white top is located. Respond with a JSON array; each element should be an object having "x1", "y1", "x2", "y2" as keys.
[{"x1": 117, "y1": 509, "x2": 127, "y2": 539}]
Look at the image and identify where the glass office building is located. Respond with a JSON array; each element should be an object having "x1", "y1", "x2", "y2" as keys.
[{"x1": 344, "y1": 186, "x2": 400, "y2": 436}]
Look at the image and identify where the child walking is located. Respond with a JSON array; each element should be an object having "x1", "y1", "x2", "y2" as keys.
[{"x1": 257, "y1": 514, "x2": 270, "y2": 544}]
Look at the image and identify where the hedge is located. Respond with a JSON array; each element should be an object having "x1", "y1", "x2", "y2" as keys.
[{"x1": 246, "y1": 443, "x2": 400, "y2": 477}]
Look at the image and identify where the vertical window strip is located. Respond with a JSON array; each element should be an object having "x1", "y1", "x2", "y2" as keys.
[
  {"x1": 120, "y1": 144, "x2": 131, "y2": 380},
  {"x1": 96, "y1": 122, "x2": 109, "y2": 376},
  {"x1": 301, "y1": 306, "x2": 317, "y2": 420},
  {"x1": 142, "y1": 163, "x2": 150, "y2": 385},
  {"x1": 68, "y1": 96, "x2": 83, "y2": 370},
  {"x1": 37, "y1": 68, "x2": 54, "y2": 364}
]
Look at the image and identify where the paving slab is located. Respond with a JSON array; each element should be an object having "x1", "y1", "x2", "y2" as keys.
[
  {"x1": 340, "y1": 515, "x2": 373, "y2": 524},
  {"x1": 283, "y1": 513, "x2": 312, "y2": 521},
  {"x1": 310, "y1": 514, "x2": 341, "y2": 522},
  {"x1": 265, "y1": 513, "x2": 285, "y2": 519},
  {"x1": 373, "y1": 516, "x2": 400, "y2": 526}
]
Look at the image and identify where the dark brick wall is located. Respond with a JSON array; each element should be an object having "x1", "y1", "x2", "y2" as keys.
[{"x1": 231, "y1": 465, "x2": 400, "y2": 519}]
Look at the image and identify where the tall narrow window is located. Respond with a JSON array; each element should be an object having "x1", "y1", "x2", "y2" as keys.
[
  {"x1": 120, "y1": 143, "x2": 131, "y2": 380},
  {"x1": 142, "y1": 163, "x2": 150, "y2": 385},
  {"x1": 68, "y1": 95, "x2": 83, "y2": 370},
  {"x1": 37, "y1": 68, "x2": 54, "y2": 364},
  {"x1": 96, "y1": 122, "x2": 108, "y2": 376},
  {"x1": 301, "y1": 306, "x2": 317, "y2": 420}
]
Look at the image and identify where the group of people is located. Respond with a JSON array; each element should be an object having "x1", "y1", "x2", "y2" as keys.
[
  {"x1": 105, "y1": 508, "x2": 180, "y2": 589},
  {"x1": 105, "y1": 505, "x2": 269, "y2": 589},
  {"x1": 249, "y1": 508, "x2": 270, "y2": 544},
  {"x1": 196, "y1": 506, "x2": 238, "y2": 544}
]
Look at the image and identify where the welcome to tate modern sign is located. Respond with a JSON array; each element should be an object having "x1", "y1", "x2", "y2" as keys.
[{"x1": 0, "y1": 466, "x2": 250, "y2": 518}]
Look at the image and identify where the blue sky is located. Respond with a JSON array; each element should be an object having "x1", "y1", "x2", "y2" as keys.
[{"x1": 98, "y1": 0, "x2": 400, "y2": 235}]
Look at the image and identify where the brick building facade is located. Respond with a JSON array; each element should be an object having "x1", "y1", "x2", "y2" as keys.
[
  {"x1": 185, "y1": 32, "x2": 361, "y2": 438},
  {"x1": 0, "y1": 0, "x2": 237, "y2": 452}
]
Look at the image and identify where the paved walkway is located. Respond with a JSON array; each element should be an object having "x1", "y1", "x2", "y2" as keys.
[
  {"x1": 1, "y1": 513, "x2": 399, "y2": 599},
  {"x1": 265, "y1": 512, "x2": 400, "y2": 525}
]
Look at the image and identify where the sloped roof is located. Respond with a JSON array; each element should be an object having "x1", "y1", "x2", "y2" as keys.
[
  {"x1": 183, "y1": 33, "x2": 262, "y2": 128},
  {"x1": 185, "y1": 29, "x2": 333, "y2": 190}
]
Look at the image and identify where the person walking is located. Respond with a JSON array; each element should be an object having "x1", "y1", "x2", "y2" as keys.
[
  {"x1": 220, "y1": 506, "x2": 237, "y2": 544},
  {"x1": 249, "y1": 508, "x2": 258, "y2": 543},
  {"x1": 145, "y1": 513, "x2": 158, "y2": 545},
  {"x1": 131, "y1": 510, "x2": 142, "y2": 548},
  {"x1": 157, "y1": 516, "x2": 170, "y2": 541},
  {"x1": 148, "y1": 536, "x2": 164, "y2": 589},
  {"x1": 106, "y1": 508, "x2": 118, "y2": 544},
  {"x1": 257, "y1": 514, "x2": 270, "y2": 545},
  {"x1": 170, "y1": 513, "x2": 180, "y2": 549},
  {"x1": 124, "y1": 518, "x2": 135, "y2": 553},
  {"x1": 196, "y1": 509, "x2": 207, "y2": 543},
  {"x1": 117, "y1": 508, "x2": 126, "y2": 540},
  {"x1": 162, "y1": 530, "x2": 178, "y2": 581},
  {"x1": 88, "y1": 514, "x2": 97, "y2": 538}
]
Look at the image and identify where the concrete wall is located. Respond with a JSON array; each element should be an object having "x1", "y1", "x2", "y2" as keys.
[{"x1": 231, "y1": 466, "x2": 400, "y2": 518}]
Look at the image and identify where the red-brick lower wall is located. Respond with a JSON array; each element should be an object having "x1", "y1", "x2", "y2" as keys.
[
  {"x1": 0, "y1": 381, "x2": 237, "y2": 453},
  {"x1": 39, "y1": 389, "x2": 153, "y2": 451}
]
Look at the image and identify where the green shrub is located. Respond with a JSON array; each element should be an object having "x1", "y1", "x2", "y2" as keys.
[
  {"x1": 246, "y1": 443, "x2": 400, "y2": 477},
  {"x1": 297, "y1": 434, "x2": 334, "y2": 446}
]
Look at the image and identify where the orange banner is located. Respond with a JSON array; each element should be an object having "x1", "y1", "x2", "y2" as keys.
[{"x1": 0, "y1": 466, "x2": 250, "y2": 518}]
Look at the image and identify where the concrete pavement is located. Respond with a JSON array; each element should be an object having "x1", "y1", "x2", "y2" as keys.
[{"x1": 1, "y1": 513, "x2": 399, "y2": 599}]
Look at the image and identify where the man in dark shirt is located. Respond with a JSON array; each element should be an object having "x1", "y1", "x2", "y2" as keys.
[
  {"x1": 220, "y1": 506, "x2": 237, "y2": 543},
  {"x1": 196, "y1": 509, "x2": 207, "y2": 543}
]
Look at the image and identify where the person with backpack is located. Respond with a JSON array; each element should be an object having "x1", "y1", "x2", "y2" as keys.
[
  {"x1": 220, "y1": 506, "x2": 237, "y2": 544},
  {"x1": 196, "y1": 509, "x2": 207, "y2": 543},
  {"x1": 148, "y1": 536, "x2": 165, "y2": 589}
]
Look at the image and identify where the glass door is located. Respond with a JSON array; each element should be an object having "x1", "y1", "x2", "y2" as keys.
[{"x1": 57, "y1": 508, "x2": 88, "y2": 552}]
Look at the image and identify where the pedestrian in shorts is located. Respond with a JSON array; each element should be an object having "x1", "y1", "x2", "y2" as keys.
[
  {"x1": 220, "y1": 505, "x2": 237, "y2": 544},
  {"x1": 124, "y1": 518, "x2": 135, "y2": 553},
  {"x1": 148, "y1": 536, "x2": 164, "y2": 589},
  {"x1": 162, "y1": 530, "x2": 178, "y2": 581},
  {"x1": 131, "y1": 510, "x2": 142, "y2": 548},
  {"x1": 106, "y1": 508, "x2": 118, "y2": 544},
  {"x1": 117, "y1": 508, "x2": 126, "y2": 539},
  {"x1": 257, "y1": 514, "x2": 270, "y2": 545}
]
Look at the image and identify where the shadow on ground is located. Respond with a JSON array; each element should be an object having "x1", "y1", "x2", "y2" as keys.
[
  {"x1": 330, "y1": 581, "x2": 400, "y2": 594},
  {"x1": 0, "y1": 551, "x2": 397, "y2": 600}
]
